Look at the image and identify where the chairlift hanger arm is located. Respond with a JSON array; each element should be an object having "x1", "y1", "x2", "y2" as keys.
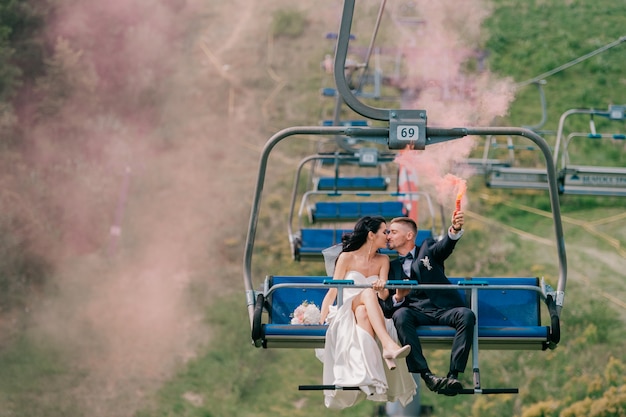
[
  {"x1": 334, "y1": 0, "x2": 389, "y2": 121},
  {"x1": 354, "y1": 0, "x2": 387, "y2": 93},
  {"x1": 287, "y1": 154, "x2": 331, "y2": 246},
  {"x1": 521, "y1": 81, "x2": 548, "y2": 132}
]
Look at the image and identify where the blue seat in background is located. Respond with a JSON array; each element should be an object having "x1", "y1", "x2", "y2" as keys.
[
  {"x1": 312, "y1": 202, "x2": 338, "y2": 219},
  {"x1": 298, "y1": 227, "x2": 433, "y2": 259},
  {"x1": 320, "y1": 87, "x2": 337, "y2": 97},
  {"x1": 381, "y1": 201, "x2": 405, "y2": 217},
  {"x1": 337, "y1": 202, "x2": 360, "y2": 219},
  {"x1": 298, "y1": 229, "x2": 352, "y2": 257},
  {"x1": 310, "y1": 201, "x2": 406, "y2": 222},
  {"x1": 317, "y1": 176, "x2": 388, "y2": 191},
  {"x1": 321, "y1": 119, "x2": 369, "y2": 127}
]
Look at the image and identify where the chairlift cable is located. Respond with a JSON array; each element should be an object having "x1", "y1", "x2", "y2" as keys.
[
  {"x1": 516, "y1": 35, "x2": 626, "y2": 88},
  {"x1": 355, "y1": 0, "x2": 388, "y2": 92}
]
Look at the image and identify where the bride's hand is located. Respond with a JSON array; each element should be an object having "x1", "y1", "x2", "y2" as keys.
[{"x1": 372, "y1": 279, "x2": 385, "y2": 292}]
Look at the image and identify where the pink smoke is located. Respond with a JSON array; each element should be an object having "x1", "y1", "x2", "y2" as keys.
[
  {"x1": 395, "y1": 149, "x2": 468, "y2": 207},
  {"x1": 12, "y1": 1, "x2": 223, "y2": 416},
  {"x1": 390, "y1": 0, "x2": 515, "y2": 206}
]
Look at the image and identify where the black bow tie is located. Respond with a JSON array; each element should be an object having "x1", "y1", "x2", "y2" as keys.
[{"x1": 398, "y1": 252, "x2": 414, "y2": 262}]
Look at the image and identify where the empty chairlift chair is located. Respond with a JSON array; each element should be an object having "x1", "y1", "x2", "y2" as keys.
[
  {"x1": 558, "y1": 134, "x2": 626, "y2": 196},
  {"x1": 554, "y1": 105, "x2": 626, "y2": 196},
  {"x1": 294, "y1": 190, "x2": 438, "y2": 261},
  {"x1": 485, "y1": 137, "x2": 550, "y2": 190}
]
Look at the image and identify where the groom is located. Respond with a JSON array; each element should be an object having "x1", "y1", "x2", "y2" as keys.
[{"x1": 381, "y1": 211, "x2": 475, "y2": 395}]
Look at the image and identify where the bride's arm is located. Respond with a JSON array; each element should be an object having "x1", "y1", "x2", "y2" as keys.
[
  {"x1": 375, "y1": 255, "x2": 391, "y2": 301},
  {"x1": 319, "y1": 253, "x2": 347, "y2": 323},
  {"x1": 319, "y1": 288, "x2": 336, "y2": 324}
]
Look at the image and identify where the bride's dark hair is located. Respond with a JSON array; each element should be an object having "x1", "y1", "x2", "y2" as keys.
[{"x1": 341, "y1": 216, "x2": 386, "y2": 253}]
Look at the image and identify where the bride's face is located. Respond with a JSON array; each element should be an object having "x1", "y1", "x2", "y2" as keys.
[{"x1": 371, "y1": 222, "x2": 389, "y2": 249}]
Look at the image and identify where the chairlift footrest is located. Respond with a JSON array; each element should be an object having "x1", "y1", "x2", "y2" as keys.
[
  {"x1": 299, "y1": 385, "x2": 361, "y2": 391},
  {"x1": 438, "y1": 387, "x2": 519, "y2": 395}
]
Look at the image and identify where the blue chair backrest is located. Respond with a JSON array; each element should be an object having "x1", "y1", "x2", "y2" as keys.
[
  {"x1": 313, "y1": 201, "x2": 405, "y2": 221},
  {"x1": 269, "y1": 276, "x2": 329, "y2": 324},
  {"x1": 300, "y1": 229, "x2": 350, "y2": 251},
  {"x1": 317, "y1": 177, "x2": 388, "y2": 191},
  {"x1": 449, "y1": 277, "x2": 540, "y2": 326},
  {"x1": 300, "y1": 228, "x2": 433, "y2": 255},
  {"x1": 269, "y1": 276, "x2": 541, "y2": 327}
]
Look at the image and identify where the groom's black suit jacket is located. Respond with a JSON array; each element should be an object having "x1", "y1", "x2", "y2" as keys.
[{"x1": 381, "y1": 233, "x2": 466, "y2": 317}]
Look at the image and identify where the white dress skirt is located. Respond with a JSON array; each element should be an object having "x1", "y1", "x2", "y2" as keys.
[{"x1": 315, "y1": 271, "x2": 417, "y2": 409}]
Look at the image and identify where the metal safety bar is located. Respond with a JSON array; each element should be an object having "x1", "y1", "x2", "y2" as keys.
[{"x1": 263, "y1": 281, "x2": 548, "y2": 300}]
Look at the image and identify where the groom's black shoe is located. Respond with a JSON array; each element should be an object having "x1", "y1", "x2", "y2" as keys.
[
  {"x1": 421, "y1": 373, "x2": 446, "y2": 392},
  {"x1": 440, "y1": 377, "x2": 463, "y2": 396}
]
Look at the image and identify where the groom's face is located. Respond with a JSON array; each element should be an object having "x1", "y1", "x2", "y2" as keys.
[{"x1": 386, "y1": 222, "x2": 414, "y2": 252}]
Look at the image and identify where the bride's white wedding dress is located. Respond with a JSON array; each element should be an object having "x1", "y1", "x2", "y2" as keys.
[{"x1": 315, "y1": 271, "x2": 417, "y2": 409}]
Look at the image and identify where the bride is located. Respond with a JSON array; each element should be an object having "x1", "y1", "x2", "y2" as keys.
[{"x1": 316, "y1": 215, "x2": 417, "y2": 409}]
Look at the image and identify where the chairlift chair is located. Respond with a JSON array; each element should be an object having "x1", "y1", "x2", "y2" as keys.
[
  {"x1": 287, "y1": 150, "x2": 439, "y2": 261},
  {"x1": 244, "y1": 0, "x2": 567, "y2": 396},
  {"x1": 484, "y1": 135, "x2": 553, "y2": 190},
  {"x1": 554, "y1": 105, "x2": 626, "y2": 196}
]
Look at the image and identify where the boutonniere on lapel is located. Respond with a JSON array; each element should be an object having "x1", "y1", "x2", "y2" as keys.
[{"x1": 420, "y1": 256, "x2": 432, "y2": 271}]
